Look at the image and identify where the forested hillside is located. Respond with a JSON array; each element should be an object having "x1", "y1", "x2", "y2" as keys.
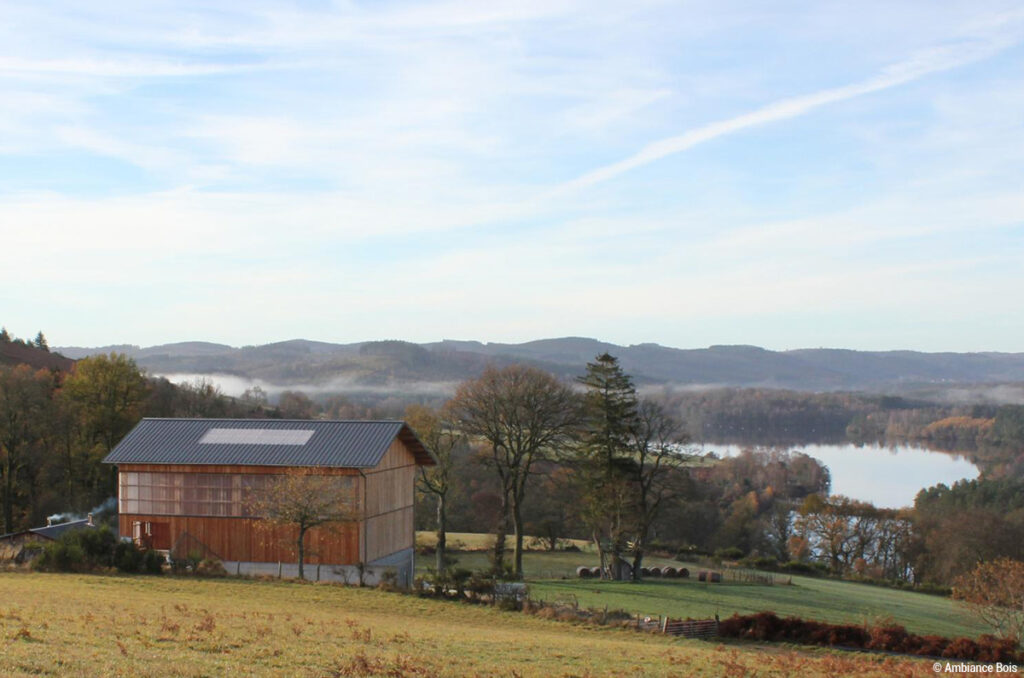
[{"x1": 57, "y1": 337, "x2": 1024, "y2": 394}]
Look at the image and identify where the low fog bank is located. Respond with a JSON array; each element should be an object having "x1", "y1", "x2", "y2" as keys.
[{"x1": 154, "y1": 372, "x2": 459, "y2": 402}]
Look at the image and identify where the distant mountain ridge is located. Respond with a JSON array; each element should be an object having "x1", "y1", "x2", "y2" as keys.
[{"x1": 55, "y1": 337, "x2": 1024, "y2": 394}]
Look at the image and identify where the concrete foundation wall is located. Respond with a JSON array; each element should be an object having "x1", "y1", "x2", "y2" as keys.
[
  {"x1": 224, "y1": 547, "x2": 414, "y2": 588},
  {"x1": 368, "y1": 547, "x2": 414, "y2": 588}
]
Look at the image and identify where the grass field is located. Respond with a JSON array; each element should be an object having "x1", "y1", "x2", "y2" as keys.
[
  {"x1": 415, "y1": 531, "x2": 592, "y2": 552},
  {"x1": 0, "y1": 572, "x2": 934, "y2": 677},
  {"x1": 430, "y1": 549, "x2": 986, "y2": 640}
]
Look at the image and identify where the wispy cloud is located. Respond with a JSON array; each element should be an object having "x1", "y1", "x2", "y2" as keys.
[
  {"x1": 556, "y1": 35, "x2": 1018, "y2": 193},
  {"x1": 0, "y1": 56, "x2": 258, "y2": 78},
  {"x1": 1, "y1": 2, "x2": 1023, "y2": 352}
]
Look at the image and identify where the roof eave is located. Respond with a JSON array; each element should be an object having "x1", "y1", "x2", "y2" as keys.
[{"x1": 398, "y1": 424, "x2": 438, "y2": 466}]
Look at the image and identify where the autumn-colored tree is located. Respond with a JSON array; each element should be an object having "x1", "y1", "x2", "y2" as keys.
[
  {"x1": 277, "y1": 390, "x2": 318, "y2": 419},
  {"x1": 0, "y1": 365, "x2": 56, "y2": 532},
  {"x1": 405, "y1": 403, "x2": 463, "y2": 573},
  {"x1": 953, "y1": 557, "x2": 1024, "y2": 645},
  {"x1": 61, "y1": 353, "x2": 148, "y2": 454},
  {"x1": 247, "y1": 470, "x2": 359, "y2": 579},
  {"x1": 448, "y1": 365, "x2": 578, "y2": 578},
  {"x1": 60, "y1": 353, "x2": 148, "y2": 508}
]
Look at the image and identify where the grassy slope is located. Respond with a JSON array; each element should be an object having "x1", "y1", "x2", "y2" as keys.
[
  {"x1": 0, "y1": 573, "x2": 928, "y2": 677},
  {"x1": 435, "y1": 550, "x2": 986, "y2": 639}
]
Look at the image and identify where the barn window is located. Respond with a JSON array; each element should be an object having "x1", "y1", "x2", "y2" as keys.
[{"x1": 118, "y1": 471, "x2": 357, "y2": 518}]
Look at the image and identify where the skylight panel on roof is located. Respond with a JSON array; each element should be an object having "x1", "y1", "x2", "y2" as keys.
[{"x1": 198, "y1": 429, "x2": 316, "y2": 446}]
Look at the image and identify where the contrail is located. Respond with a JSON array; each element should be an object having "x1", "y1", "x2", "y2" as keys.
[{"x1": 554, "y1": 37, "x2": 1014, "y2": 194}]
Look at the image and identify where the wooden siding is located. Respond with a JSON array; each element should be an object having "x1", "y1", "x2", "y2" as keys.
[
  {"x1": 362, "y1": 438, "x2": 417, "y2": 561},
  {"x1": 118, "y1": 514, "x2": 361, "y2": 564},
  {"x1": 115, "y1": 435, "x2": 418, "y2": 565},
  {"x1": 369, "y1": 438, "x2": 417, "y2": 473},
  {"x1": 364, "y1": 506, "x2": 414, "y2": 562},
  {"x1": 364, "y1": 465, "x2": 415, "y2": 518}
]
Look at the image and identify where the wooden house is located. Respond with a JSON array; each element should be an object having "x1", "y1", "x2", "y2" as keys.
[{"x1": 102, "y1": 418, "x2": 434, "y2": 584}]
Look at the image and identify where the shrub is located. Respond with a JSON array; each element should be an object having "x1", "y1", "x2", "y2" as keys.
[
  {"x1": 35, "y1": 526, "x2": 118, "y2": 572},
  {"x1": 779, "y1": 560, "x2": 827, "y2": 576},
  {"x1": 496, "y1": 597, "x2": 520, "y2": 612},
  {"x1": 196, "y1": 558, "x2": 225, "y2": 577},
  {"x1": 114, "y1": 541, "x2": 145, "y2": 573},
  {"x1": 36, "y1": 540, "x2": 86, "y2": 572},
  {"x1": 718, "y1": 612, "x2": 1024, "y2": 663},
  {"x1": 143, "y1": 549, "x2": 166, "y2": 574},
  {"x1": 78, "y1": 526, "x2": 118, "y2": 567},
  {"x1": 867, "y1": 625, "x2": 911, "y2": 653},
  {"x1": 974, "y1": 635, "x2": 1021, "y2": 663},
  {"x1": 376, "y1": 570, "x2": 399, "y2": 592},
  {"x1": 675, "y1": 545, "x2": 709, "y2": 562},
  {"x1": 741, "y1": 556, "x2": 779, "y2": 571},
  {"x1": 715, "y1": 547, "x2": 745, "y2": 561},
  {"x1": 916, "y1": 635, "x2": 950, "y2": 657}
]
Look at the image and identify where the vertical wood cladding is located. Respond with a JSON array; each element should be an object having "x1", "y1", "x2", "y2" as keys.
[
  {"x1": 118, "y1": 514, "x2": 361, "y2": 564},
  {"x1": 364, "y1": 507, "x2": 414, "y2": 562},
  {"x1": 362, "y1": 438, "x2": 416, "y2": 560},
  {"x1": 116, "y1": 437, "x2": 418, "y2": 565}
]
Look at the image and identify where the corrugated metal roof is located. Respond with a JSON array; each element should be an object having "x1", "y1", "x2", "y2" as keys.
[
  {"x1": 0, "y1": 519, "x2": 95, "y2": 542},
  {"x1": 30, "y1": 519, "x2": 94, "y2": 540},
  {"x1": 102, "y1": 418, "x2": 436, "y2": 468}
]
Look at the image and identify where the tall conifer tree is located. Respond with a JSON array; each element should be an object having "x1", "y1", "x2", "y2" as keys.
[{"x1": 574, "y1": 353, "x2": 639, "y2": 579}]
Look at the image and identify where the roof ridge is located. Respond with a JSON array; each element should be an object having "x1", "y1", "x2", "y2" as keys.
[{"x1": 139, "y1": 417, "x2": 407, "y2": 423}]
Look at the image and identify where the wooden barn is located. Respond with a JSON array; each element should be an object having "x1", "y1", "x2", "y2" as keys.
[{"x1": 102, "y1": 418, "x2": 434, "y2": 585}]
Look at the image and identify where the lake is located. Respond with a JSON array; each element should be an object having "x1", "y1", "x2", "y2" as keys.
[{"x1": 700, "y1": 442, "x2": 979, "y2": 509}]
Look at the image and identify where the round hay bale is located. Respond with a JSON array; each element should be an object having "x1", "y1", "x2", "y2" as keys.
[
  {"x1": 576, "y1": 566, "x2": 592, "y2": 579},
  {"x1": 710, "y1": 571, "x2": 722, "y2": 583},
  {"x1": 698, "y1": 570, "x2": 708, "y2": 582},
  {"x1": 648, "y1": 566, "x2": 662, "y2": 577},
  {"x1": 678, "y1": 567, "x2": 690, "y2": 579},
  {"x1": 640, "y1": 566, "x2": 651, "y2": 577},
  {"x1": 589, "y1": 566, "x2": 602, "y2": 578},
  {"x1": 661, "y1": 566, "x2": 678, "y2": 578}
]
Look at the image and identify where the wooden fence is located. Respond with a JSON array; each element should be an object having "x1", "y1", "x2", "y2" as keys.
[
  {"x1": 663, "y1": 618, "x2": 719, "y2": 639},
  {"x1": 635, "y1": 616, "x2": 719, "y2": 639}
]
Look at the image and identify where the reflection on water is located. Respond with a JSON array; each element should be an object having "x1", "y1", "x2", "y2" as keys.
[{"x1": 699, "y1": 442, "x2": 979, "y2": 509}]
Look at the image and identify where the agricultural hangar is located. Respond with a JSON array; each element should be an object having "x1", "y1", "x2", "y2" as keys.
[{"x1": 103, "y1": 418, "x2": 435, "y2": 586}]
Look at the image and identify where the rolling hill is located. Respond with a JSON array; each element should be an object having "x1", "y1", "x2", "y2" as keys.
[{"x1": 55, "y1": 337, "x2": 1024, "y2": 397}]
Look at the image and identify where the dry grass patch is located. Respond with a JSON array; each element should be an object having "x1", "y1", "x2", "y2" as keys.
[{"x1": 0, "y1": 572, "x2": 934, "y2": 677}]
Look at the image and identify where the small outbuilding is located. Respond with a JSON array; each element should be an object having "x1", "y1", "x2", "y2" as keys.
[
  {"x1": 0, "y1": 516, "x2": 95, "y2": 564},
  {"x1": 102, "y1": 418, "x2": 435, "y2": 586}
]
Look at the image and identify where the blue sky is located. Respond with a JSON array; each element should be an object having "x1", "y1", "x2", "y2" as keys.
[{"x1": 1, "y1": 1, "x2": 1022, "y2": 352}]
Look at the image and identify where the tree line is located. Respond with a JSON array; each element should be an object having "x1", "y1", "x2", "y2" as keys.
[
  {"x1": 412, "y1": 354, "x2": 835, "y2": 581},
  {"x1": 0, "y1": 352, "x2": 286, "y2": 534},
  {"x1": 3, "y1": 341, "x2": 1021, "y2": 588}
]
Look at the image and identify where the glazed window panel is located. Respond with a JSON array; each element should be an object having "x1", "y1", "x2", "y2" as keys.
[
  {"x1": 118, "y1": 471, "x2": 357, "y2": 518},
  {"x1": 119, "y1": 472, "x2": 265, "y2": 517}
]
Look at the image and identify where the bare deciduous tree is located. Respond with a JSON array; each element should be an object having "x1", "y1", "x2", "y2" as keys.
[
  {"x1": 448, "y1": 365, "x2": 578, "y2": 578},
  {"x1": 247, "y1": 469, "x2": 358, "y2": 579},
  {"x1": 628, "y1": 398, "x2": 689, "y2": 580},
  {"x1": 406, "y1": 403, "x2": 463, "y2": 573}
]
